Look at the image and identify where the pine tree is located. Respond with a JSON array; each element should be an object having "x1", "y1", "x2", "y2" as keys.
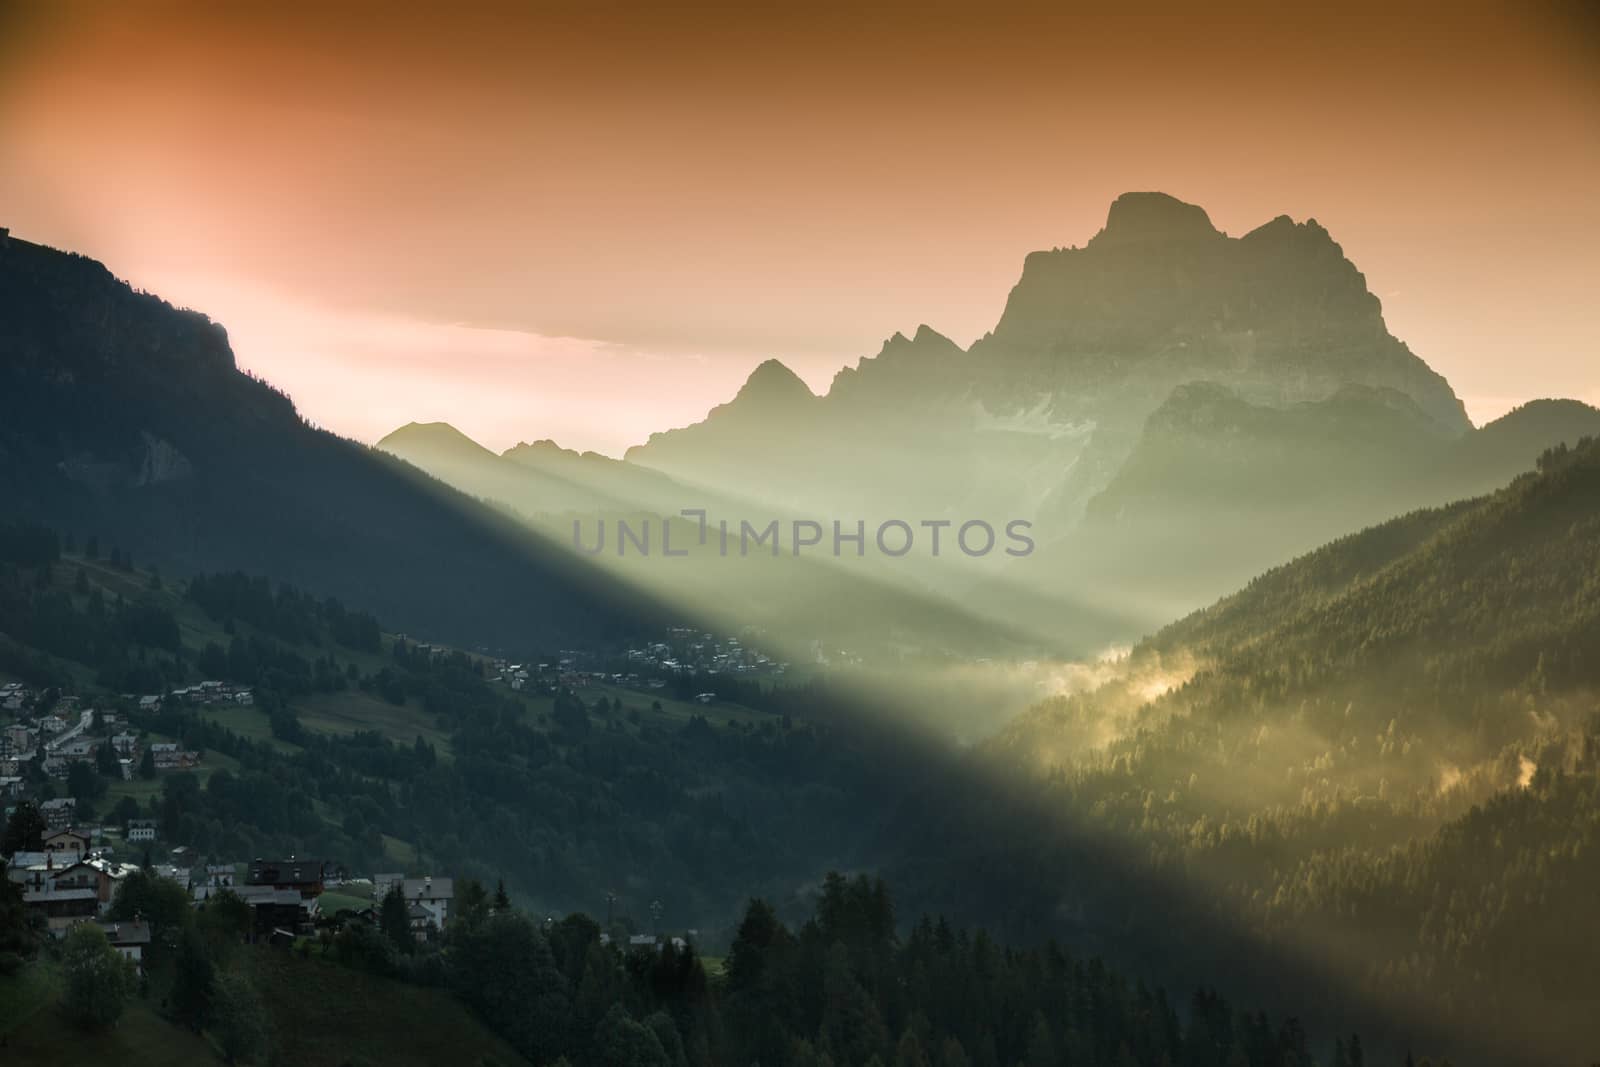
[
  {"x1": 170, "y1": 924, "x2": 216, "y2": 1031},
  {"x1": 380, "y1": 885, "x2": 412, "y2": 951}
]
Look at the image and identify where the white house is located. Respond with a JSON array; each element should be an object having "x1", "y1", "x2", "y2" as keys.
[{"x1": 374, "y1": 873, "x2": 454, "y2": 935}]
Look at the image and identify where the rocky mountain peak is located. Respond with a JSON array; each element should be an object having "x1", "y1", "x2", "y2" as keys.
[
  {"x1": 731, "y1": 358, "x2": 815, "y2": 407},
  {"x1": 1088, "y1": 192, "x2": 1221, "y2": 248}
]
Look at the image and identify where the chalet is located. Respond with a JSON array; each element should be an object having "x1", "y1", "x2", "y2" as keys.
[
  {"x1": 127, "y1": 818, "x2": 159, "y2": 843},
  {"x1": 109, "y1": 732, "x2": 140, "y2": 755},
  {"x1": 38, "y1": 714, "x2": 67, "y2": 734},
  {"x1": 83, "y1": 856, "x2": 134, "y2": 907},
  {"x1": 43, "y1": 828, "x2": 91, "y2": 858},
  {"x1": 12, "y1": 856, "x2": 102, "y2": 933},
  {"x1": 96, "y1": 919, "x2": 152, "y2": 971},
  {"x1": 247, "y1": 857, "x2": 328, "y2": 899}
]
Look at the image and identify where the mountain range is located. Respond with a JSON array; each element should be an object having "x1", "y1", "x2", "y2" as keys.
[
  {"x1": 382, "y1": 193, "x2": 1600, "y2": 650},
  {"x1": 4, "y1": 194, "x2": 1598, "y2": 667}
]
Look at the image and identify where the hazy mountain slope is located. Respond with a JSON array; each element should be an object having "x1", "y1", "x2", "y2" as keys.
[
  {"x1": 377, "y1": 421, "x2": 690, "y2": 517},
  {"x1": 379, "y1": 416, "x2": 1064, "y2": 681},
  {"x1": 1433, "y1": 396, "x2": 1600, "y2": 488},
  {"x1": 0, "y1": 232, "x2": 662, "y2": 651},
  {"x1": 976, "y1": 385, "x2": 1600, "y2": 649}
]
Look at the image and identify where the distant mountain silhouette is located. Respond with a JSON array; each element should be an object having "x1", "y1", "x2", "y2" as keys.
[
  {"x1": 626, "y1": 192, "x2": 1471, "y2": 525},
  {"x1": 380, "y1": 418, "x2": 1046, "y2": 669},
  {"x1": 0, "y1": 232, "x2": 663, "y2": 650},
  {"x1": 377, "y1": 421, "x2": 690, "y2": 518}
]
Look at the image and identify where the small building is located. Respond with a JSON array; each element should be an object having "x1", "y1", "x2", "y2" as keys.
[
  {"x1": 95, "y1": 919, "x2": 152, "y2": 971},
  {"x1": 13, "y1": 856, "x2": 101, "y2": 933},
  {"x1": 43, "y1": 828, "x2": 91, "y2": 859},
  {"x1": 39, "y1": 797, "x2": 76, "y2": 830},
  {"x1": 373, "y1": 873, "x2": 454, "y2": 937},
  {"x1": 247, "y1": 858, "x2": 328, "y2": 899},
  {"x1": 127, "y1": 819, "x2": 159, "y2": 843},
  {"x1": 236, "y1": 884, "x2": 319, "y2": 939}
]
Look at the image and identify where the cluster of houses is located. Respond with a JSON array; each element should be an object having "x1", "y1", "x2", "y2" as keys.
[
  {"x1": 6, "y1": 827, "x2": 459, "y2": 964},
  {"x1": 0, "y1": 686, "x2": 204, "y2": 793},
  {"x1": 483, "y1": 627, "x2": 790, "y2": 705},
  {"x1": 125, "y1": 679, "x2": 254, "y2": 711},
  {"x1": 488, "y1": 656, "x2": 577, "y2": 694},
  {"x1": 622, "y1": 627, "x2": 787, "y2": 680}
]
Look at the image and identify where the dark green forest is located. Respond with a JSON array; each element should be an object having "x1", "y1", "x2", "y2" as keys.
[{"x1": 2, "y1": 856, "x2": 1398, "y2": 1067}]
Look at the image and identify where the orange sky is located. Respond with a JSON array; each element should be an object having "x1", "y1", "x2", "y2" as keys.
[{"x1": 2, "y1": 2, "x2": 1596, "y2": 455}]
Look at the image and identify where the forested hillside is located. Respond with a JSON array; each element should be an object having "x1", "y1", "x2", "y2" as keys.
[
  {"x1": 0, "y1": 527, "x2": 943, "y2": 930},
  {"x1": 887, "y1": 436, "x2": 1600, "y2": 1065}
]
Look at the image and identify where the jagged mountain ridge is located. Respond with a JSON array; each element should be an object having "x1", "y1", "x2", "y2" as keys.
[{"x1": 625, "y1": 192, "x2": 1470, "y2": 528}]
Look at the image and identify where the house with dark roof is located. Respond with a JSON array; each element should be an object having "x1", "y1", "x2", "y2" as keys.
[{"x1": 247, "y1": 857, "x2": 328, "y2": 898}]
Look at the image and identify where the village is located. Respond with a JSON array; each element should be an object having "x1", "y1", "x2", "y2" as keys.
[
  {"x1": 1, "y1": 679, "x2": 232, "y2": 798},
  {"x1": 0, "y1": 679, "x2": 450, "y2": 958},
  {"x1": 482, "y1": 625, "x2": 794, "y2": 705},
  {"x1": 2, "y1": 676, "x2": 697, "y2": 968}
]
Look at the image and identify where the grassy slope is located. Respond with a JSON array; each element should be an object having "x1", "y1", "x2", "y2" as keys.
[
  {"x1": 0, "y1": 950, "x2": 527, "y2": 1067},
  {"x1": 0, "y1": 962, "x2": 221, "y2": 1066},
  {"x1": 245, "y1": 949, "x2": 529, "y2": 1067}
]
